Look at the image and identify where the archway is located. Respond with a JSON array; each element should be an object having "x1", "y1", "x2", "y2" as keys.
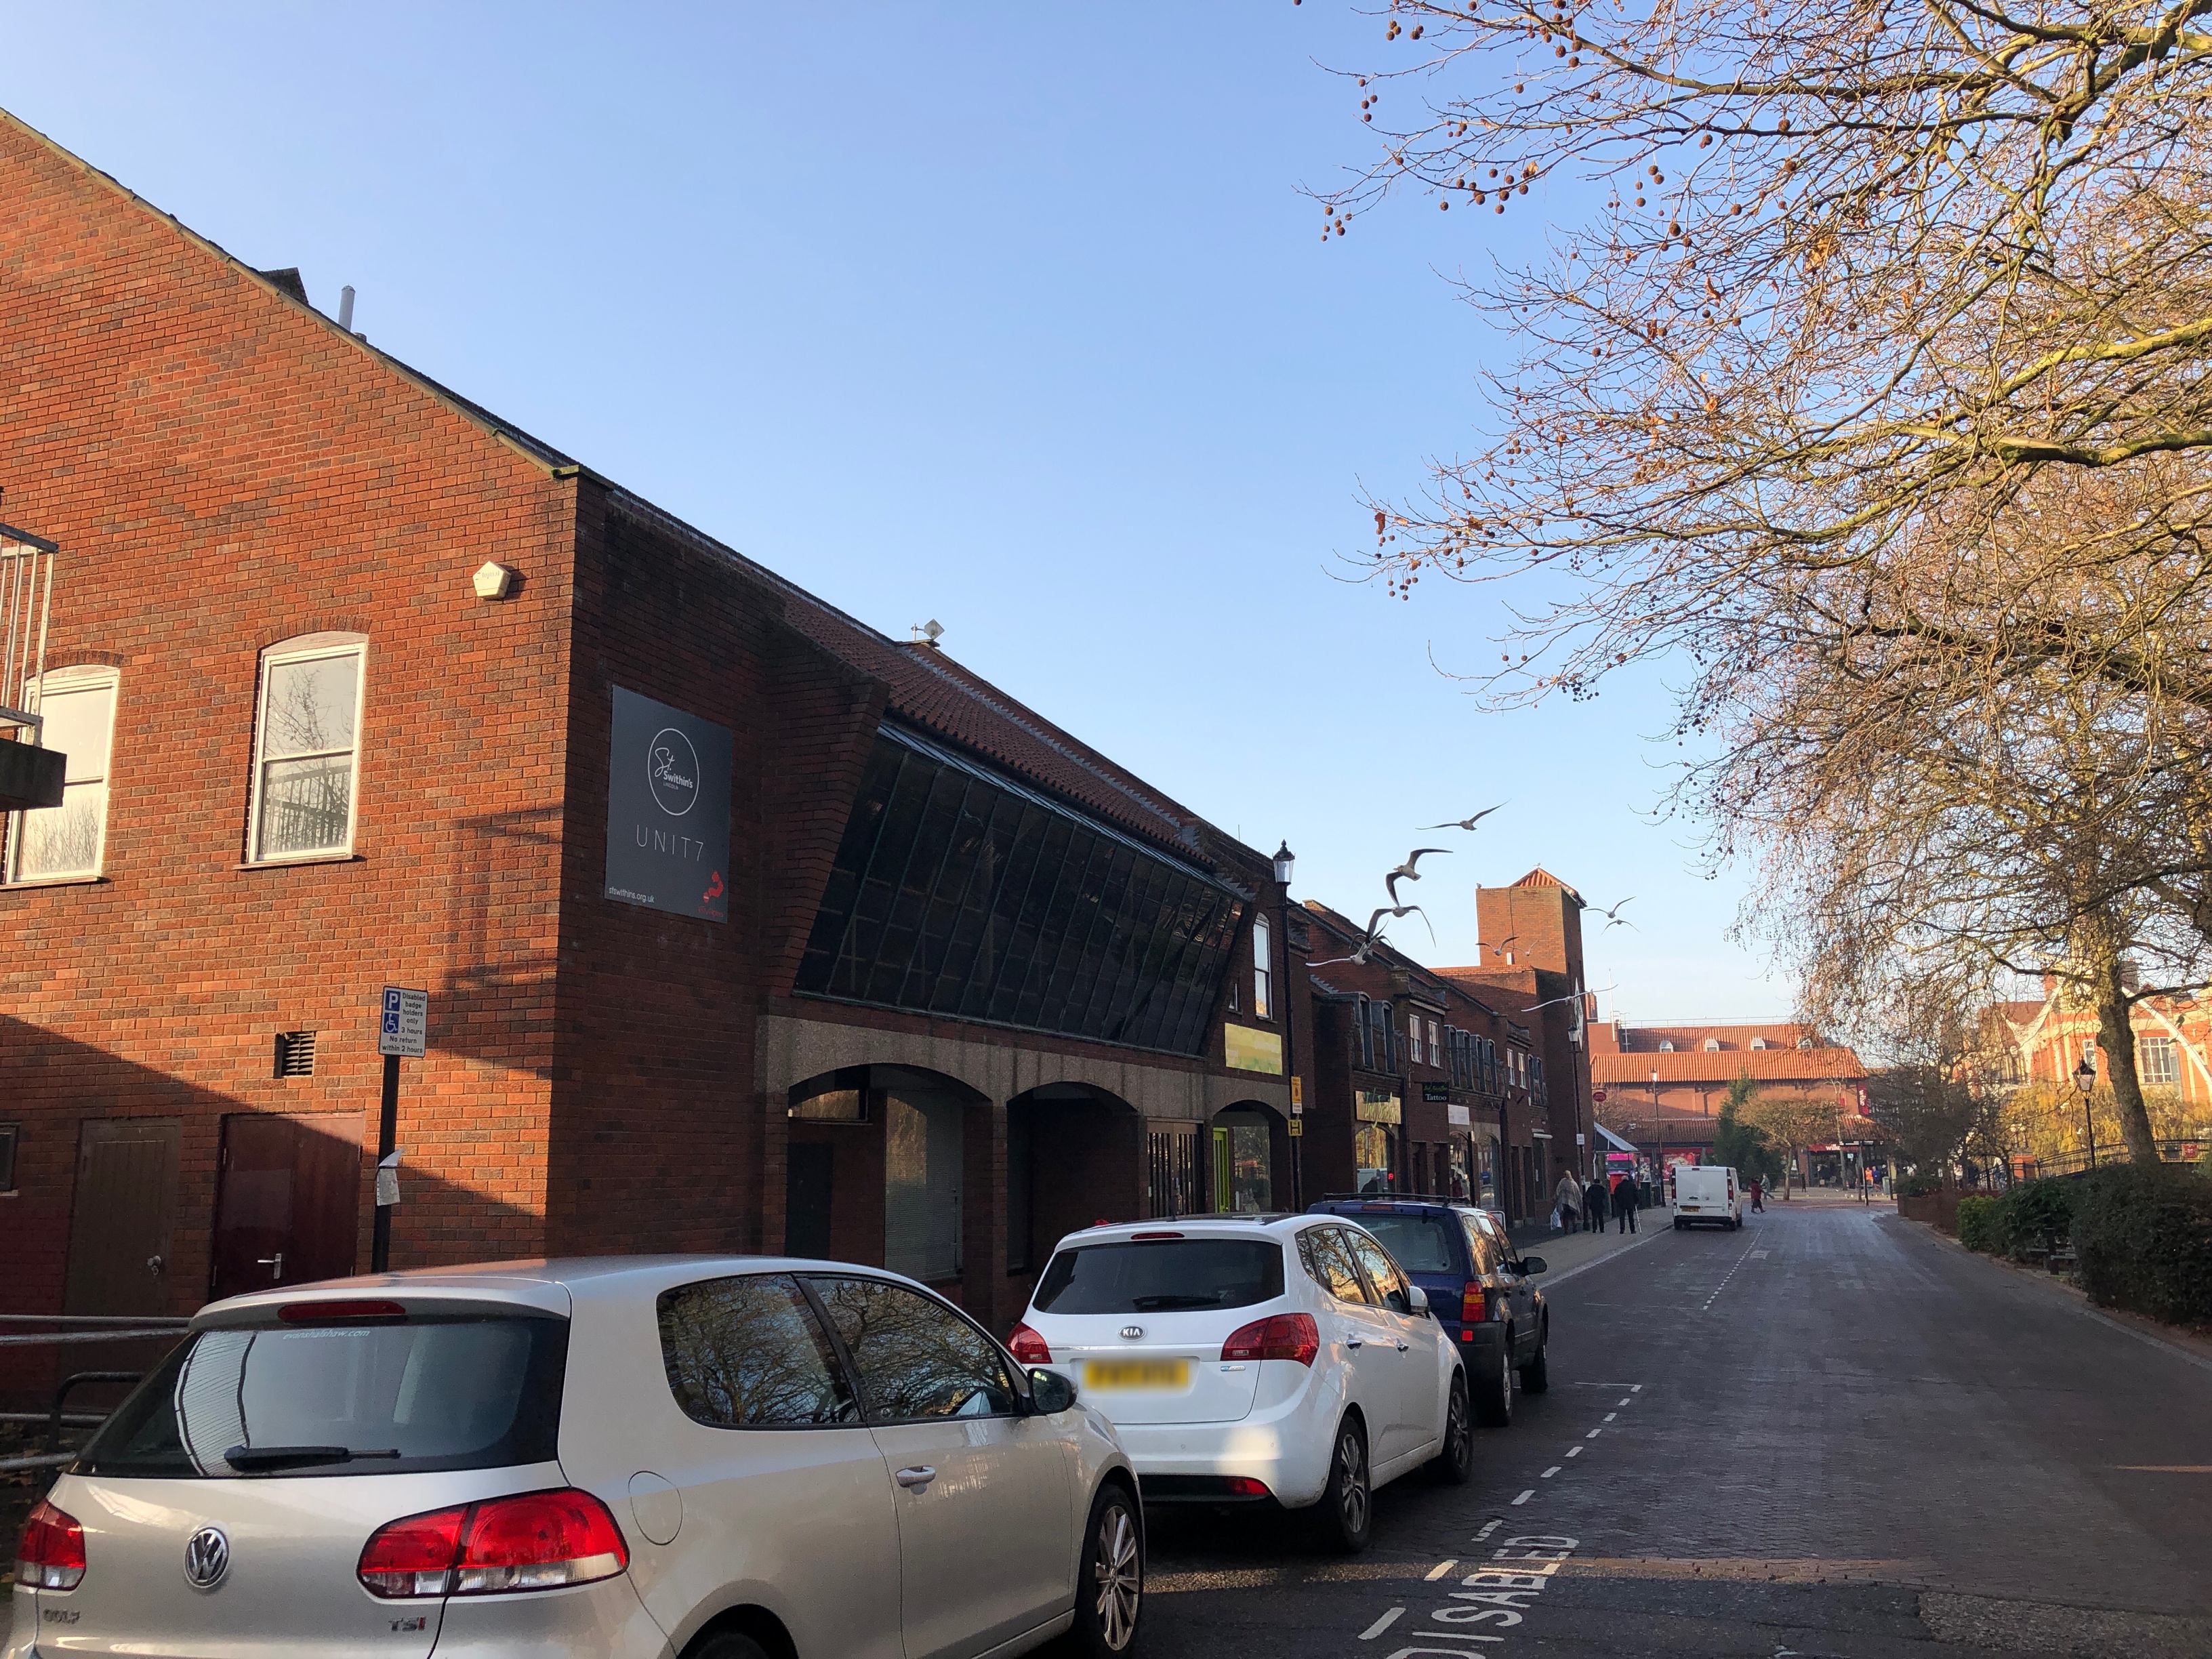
[
  {"x1": 784, "y1": 1064, "x2": 989, "y2": 1288},
  {"x1": 1211, "y1": 1100, "x2": 1290, "y2": 1214},
  {"x1": 1006, "y1": 1083, "x2": 1144, "y2": 1290}
]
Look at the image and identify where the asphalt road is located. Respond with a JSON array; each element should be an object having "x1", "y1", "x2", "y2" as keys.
[{"x1": 1135, "y1": 1202, "x2": 2212, "y2": 1659}]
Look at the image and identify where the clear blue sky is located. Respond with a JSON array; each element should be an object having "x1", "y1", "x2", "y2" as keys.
[{"x1": 8, "y1": 3, "x2": 1790, "y2": 1023}]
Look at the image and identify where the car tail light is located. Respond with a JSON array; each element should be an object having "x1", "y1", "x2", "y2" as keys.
[
  {"x1": 1008, "y1": 1321, "x2": 1052, "y2": 1364},
  {"x1": 281, "y1": 1298, "x2": 405, "y2": 1323},
  {"x1": 359, "y1": 1489, "x2": 628, "y2": 1599},
  {"x1": 14, "y1": 1500, "x2": 87, "y2": 1591},
  {"x1": 1223, "y1": 1476, "x2": 1271, "y2": 1496},
  {"x1": 1221, "y1": 1312, "x2": 1319, "y2": 1366}
]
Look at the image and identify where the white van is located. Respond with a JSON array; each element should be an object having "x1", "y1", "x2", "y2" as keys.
[{"x1": 1669, "y1": 1164, "x2": 1744, "y2": 1231}]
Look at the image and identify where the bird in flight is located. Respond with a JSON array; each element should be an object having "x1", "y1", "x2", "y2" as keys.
[
  {"x1": 1367, "y1": 903, "x2": 1435, "y2": 944},
  {"x1": 1311, "y1": 933, "x2": 1390, "y2": 969},
  {"x1": 1424, "y1": 804, "x2": 1506, "y2": 832},
  {"x1": 1385, "y1": 848, "x2": 1451, "y2": 904},
  {"x1": 1591, "y1": 897, "x2": 1637, "y2": 931}
]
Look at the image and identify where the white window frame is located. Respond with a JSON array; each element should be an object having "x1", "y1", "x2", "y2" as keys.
[
  {"x1": 245, "y1": 634, "x2": 368, "y2": 865},
  {"x1": 1427, "y1": 1018, "x2": 1441, "y2": 1067},
  {"x1": 5, "y1": 664, "x2": 119, "y2": 884},
  {"x1": 1252, "y1": 914, "x2": 1273, "y2": 1020},
  {"x1": 2139, "y1": 1036, "x2": 2179, "y2": 1088}
]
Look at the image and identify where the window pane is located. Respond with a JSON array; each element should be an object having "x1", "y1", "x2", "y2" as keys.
[
  {"x1": 657, "y1": 1274, "x2": 859, "y2": 1428},
  {"x1": 262, "y1": 653, "x2": 359, "y2": 759},
  {"x1": 884, "y1": 1089, "x2": 962, "y2": 1282},
  {"x1": 1355, "y1": 1215, "x2": 1456, "y2": 1275},
  {"x1": 1297, "y1": 1228, "x2": 1369, "y2": 1305},
  {"x1": 257, "y1": 754, "x2": 354, "y2": 857},
  {"x1": 1033, "y1": 1240, "x2": 1285, "y2": 1315},
  {"x1": 14, "y1": 781, "x2": 106, "y2": 879},
  {"x1": 1345, "y1": 1231, "x2": 1411, "y2": 1312},
  {"x1": 806, "y1": 1275, "x2": 1017, "y2": 1422},
  {"x1": 38, "y1": 684, "x2": 113, "y2": 782}
]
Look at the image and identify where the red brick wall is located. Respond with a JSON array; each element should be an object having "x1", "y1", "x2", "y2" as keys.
[{"x1": 0, "y1": 114, "x2": 577, "y2": 1343}]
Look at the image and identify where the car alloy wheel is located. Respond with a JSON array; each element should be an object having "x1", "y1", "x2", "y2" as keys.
[
  {"x1": 1432, "y1": 1369, "x2": 1475, "y2": 1484},
  {"x1": 1338, "y1": 1425, "x2": 1370, "y2": 1536},
  {"x1": 1093, "y1": 1500, "x2": 1141, "y2": 1650}
]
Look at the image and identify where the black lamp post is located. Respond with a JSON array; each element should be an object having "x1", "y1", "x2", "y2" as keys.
[
  {"x1": 1273, "y1": 842, "x2": 1300, "y2": 1209},
  {"x1": 2074, "y1": 1051, "x2": 2098, "y2": 1168}
]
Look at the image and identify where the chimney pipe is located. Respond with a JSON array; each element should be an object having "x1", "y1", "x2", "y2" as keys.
[{"x1": 337, "y1": 286, "x2": 356, "y2": 331}]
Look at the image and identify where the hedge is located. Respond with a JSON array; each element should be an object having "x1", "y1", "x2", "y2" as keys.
[
  {"x1": 2072, "y1": 1164, "x2": 2212, "y2": 1326},
  {"x1": 1957, "y1": 1195, "x2": 2007, "y2": 1254}
]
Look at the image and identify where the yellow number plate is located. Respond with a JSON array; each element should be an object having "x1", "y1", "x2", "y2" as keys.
[{"x1": 1084, "y1": 1359, "x2": 1191, "y2": 1391}]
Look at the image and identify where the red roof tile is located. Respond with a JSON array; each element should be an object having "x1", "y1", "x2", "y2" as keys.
[{"x1": 1593, "y1": 1049, "x2": 1866, "y2": 1086}]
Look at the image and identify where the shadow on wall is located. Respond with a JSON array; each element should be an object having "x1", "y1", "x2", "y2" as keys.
[
  {"x1": 438, "y1": 804, "x2": 561, "y2": 1076},
  {"x1": 0, "y1": 1015, "x2": 540, "y2": 1412}
]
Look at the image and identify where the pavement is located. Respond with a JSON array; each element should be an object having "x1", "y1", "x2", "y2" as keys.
[{"x1": 1139, "y1": 1200, "x2": 2212, "y2": 1658}]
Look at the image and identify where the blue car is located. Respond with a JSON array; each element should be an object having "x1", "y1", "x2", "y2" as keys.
[{"x1": 1307, "y1": 1195, "x2": 1549, "y2": 1425}]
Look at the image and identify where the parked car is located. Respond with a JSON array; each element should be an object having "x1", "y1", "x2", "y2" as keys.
[
  {"x1": 1669, "y1": 1164, "x2": 1745, "y2": 1230},
  {"x1": 9, "y1": 1258, "x2": 1143, "y2": 1659},
  {"x1": 1008, "y1": 1214, "x2": 1472, "y2": 1554},
  {"x1": 1305, "y1": 1197, "x2": 1549, "y2": 1427}
]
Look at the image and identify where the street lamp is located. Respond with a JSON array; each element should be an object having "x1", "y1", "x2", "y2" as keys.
[
  {"x1": 1273, "y1": 842, "x2": 1295, "y2": 886},
  {"x1": 2073, "y1": 1052, "x2": 2097, "y2": 1169}
]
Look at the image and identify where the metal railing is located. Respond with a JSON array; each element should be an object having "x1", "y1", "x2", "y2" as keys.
[
  {"x1": 0, "y1": 1314, "x2": 188, "y2": 1473},
  {"x1": 0, "y1": 525, "x2": 58, "y2": 738}
]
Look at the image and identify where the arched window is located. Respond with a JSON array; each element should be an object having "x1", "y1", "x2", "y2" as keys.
[
  {"x1": 1797, "y1": 1036, "x2": 1813, "y2": 1050},
  {"x1": 7, "y1": 665, "x2": 119, "y2": 882},
  {"x1": 1750, "y1": 1037, "x2": 1769, "y2": 1050},
  {"x1": 1253, "y1": 914, "x2": 1273, "y2": 1020},
  {"x1": 1658, "y1": 1039, "x2": 1675, "y2": 1052},
  {"x1": 248, "y1": 633, "x2": 366, "y2": 863},
  {"x1": 1703, "y1": 1038, "x2": 1721, "y2": 1052}
]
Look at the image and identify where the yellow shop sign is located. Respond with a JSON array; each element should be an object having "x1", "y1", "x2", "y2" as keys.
[{"x1": 1224, "y1": 1023, "x2": 1284, "y2": 1076}]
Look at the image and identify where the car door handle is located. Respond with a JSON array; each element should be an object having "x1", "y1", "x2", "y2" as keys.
[
  {"x1": 895, "y1": 1466, "x2": 936, "y2": 1489},
  {"x1": 1395, "y1": 1340, "x2": 1410, "y2": 1352},
  {"x1": 1345, "y1": 1336, "x2": 1364, "y2": 1349}
]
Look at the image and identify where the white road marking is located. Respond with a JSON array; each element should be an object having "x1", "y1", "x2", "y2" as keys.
[
  {"x1": 1474, "y1": 1519, "x2": 1502, "y2": 1540},
  {"x1": 1566, "y1": 1446, "x2": 1584, "y2": 1457},
  {"x1": 1631, "y1": 1383, "x2": 1643, "y2": 1391},
  {"x1": 1702, "y1": 1241, "x2": 1762, "y2": 1311},
  {"x1": 1604, "y1": 1412, "x2": 1617, "y2": 1422},
  {"x1": 1540, "y1": 1465, "x2": 1561, "y2": 1478},
  {"x1": 1586, "y1": 1428, "x2": 1602, "y2": 1439},
  {"x1": 1618, "y1": 1397, "x2": 1631, "y2": 1406},
  {"x1": 1752, "y1": 1250, "x2": 1770, "y2": 1258},
  {"x1": 1512, "y1": 1488, "x2": 1535, "y2": 1504},
  {"x1": 1426, "y1": 1559, "x2": 1458, "y2": 1580},
  {"x1": 1359, "y1": 1607, "x2": 1405, "y2": 1640}
]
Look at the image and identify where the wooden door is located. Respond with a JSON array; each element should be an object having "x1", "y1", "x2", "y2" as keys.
[
  {"x1": 64, "y1": 1120, "x2": 182, "y2": 1317},
  {"x1": 209, "y1": 1114, "x2": 363, "y2": 1300}
]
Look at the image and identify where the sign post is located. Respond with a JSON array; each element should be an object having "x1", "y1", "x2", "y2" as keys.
[{"x1": 373, "y1": 986, "x2": 428, "y2": 1273}]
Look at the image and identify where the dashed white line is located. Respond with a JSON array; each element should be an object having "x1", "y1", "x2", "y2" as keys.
[
  {"x1": 1702, "y1": 1241, "x2": 1762, "y2": 1311},
  {"x1": 1617, "y1": 1396, "x2": 1631, "y2": 1406},
  {"x1": 1511, "y1": 1488, "x2": 1535, "y2": 1504},
  {"x1": 1603, "y1": 1412, "x2": 1617, "y2": 1422},
  {"x1": 1425, "y1": 1559, "x2": 1458, "y2": 1580},
  {"x1": 1359, "y1": 1607, "x2": 1405, "y2": 1640},
  {"x1": 1474, "y1": 1519, "x2": 1502, "y2": 1540},
  {"x1": 1540, "y1": 1465, "x2": 1561, "y2": 1478},
  {"x1": 1586, "y1": 1428, "x2": 1602, "y2": 1439},
  {"x1": 1566, "y1": 1446, "x2": 1583, "y2": 1457}
]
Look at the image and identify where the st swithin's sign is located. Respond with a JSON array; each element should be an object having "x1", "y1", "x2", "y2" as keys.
[{"x1": 604, "y1": 685, "x2": 732, "y2": 923}]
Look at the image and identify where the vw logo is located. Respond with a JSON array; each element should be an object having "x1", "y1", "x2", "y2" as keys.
[
  {"x1": 1120, "y1": 1325, "x2": 1145, "y2": 1340},
  {"x1": 646, "y1": 727, "x2": 701, "y2": 817},
  {"x1": 182, "y1": 1525, "x2": 230, "y2": 1592}
]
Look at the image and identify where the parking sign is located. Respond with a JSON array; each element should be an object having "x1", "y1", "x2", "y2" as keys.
[{"x1": 377, "y1": 986, "x2": 428, "y2": 1058}]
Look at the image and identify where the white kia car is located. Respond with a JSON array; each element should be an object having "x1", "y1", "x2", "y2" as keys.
[
  {"x1": 1009, "y1": 1215, "x2": 1471, "y2": 1552},
  {"x1": 9, "y1": 1258, "x2": 1142, "y2": 1659}
]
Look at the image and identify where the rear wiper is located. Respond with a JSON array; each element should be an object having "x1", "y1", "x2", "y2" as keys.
[
  {"x1": 223, "y1": 1444, "x2": 402, "y2": 1473},
  {"x1": 1129, "y1": 1294, "x2": 1224, "y2": 1310}
]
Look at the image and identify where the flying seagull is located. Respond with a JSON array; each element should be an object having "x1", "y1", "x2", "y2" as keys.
[
  {"x1": 1591, "y1": 896, "x2": 1637, "y2": 931},
  {"x1": 1384, "y1": 847, "x2": 1452, "y2": 904},
  {"x1": 1367, "y1": 903, "x2": 1435, "y2": 944},
  {"x1": 1311, "y1": 933, "x2": 1390, "y2": 969},
  {"x1": 1424, "y1": 803, "x2": 1507, "y2": 832}
]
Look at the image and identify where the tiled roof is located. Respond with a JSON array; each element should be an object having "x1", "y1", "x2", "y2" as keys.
[
  {"x1": 1607, "y1": 1021, "x2": 1819, "y2": 1054},
  {"x1": 1508, "y1": 867, "x2": 1584, "y2": 903},
  {"x1": 1594, "y1": 1049, "x2": 1866, "y2": 1086}
]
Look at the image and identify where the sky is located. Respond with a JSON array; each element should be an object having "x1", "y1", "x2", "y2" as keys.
[{"x1": 7, "y1": 3, "x2": 1793, "y2": 1023}]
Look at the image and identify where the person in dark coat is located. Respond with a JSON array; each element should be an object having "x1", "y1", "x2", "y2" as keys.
[
  {"x1": 1612, "y1": 1172, "x2": 1637, "y2": 1231},
  {"x1": 1583, "y1": 1174, "x2": 1608, "y2": 1231}
]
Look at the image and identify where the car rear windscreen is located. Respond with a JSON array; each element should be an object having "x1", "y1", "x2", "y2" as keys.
[
  {"x1": 75, "y1": 1313, "x2": 567, "y2": 1479},
  {"x1": 1031, "y1": 1239, "x2": 1286, "y2": 1315},
  {"x1": 1351, "y1": 1215, "x2": 1458, "y2": 1275}
]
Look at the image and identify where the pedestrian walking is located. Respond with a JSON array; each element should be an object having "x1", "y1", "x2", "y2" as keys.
[
  {"x1": 1612, "y1": 1172, "x2": 1637, "y2": 1232},
  {"x1": 1748, "y1": 1177, "x2": 1765, "y2": 1213},
  {"x1": 1584, "y1": 1176, "x2": 1608, "y2": 1232},
  {"x1": 1553, "y1": 1170, "x2": 1581, "y2": 1233}
]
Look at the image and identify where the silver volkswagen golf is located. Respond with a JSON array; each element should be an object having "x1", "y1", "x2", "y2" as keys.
[{"x1": 7, "y1": 1258, "x2": 1143, "y2": 1659}]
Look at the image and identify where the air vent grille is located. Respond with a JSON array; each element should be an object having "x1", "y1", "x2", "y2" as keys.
[{"x1": 274, "y1": 1031, "x2": 317, "y2": 1078}]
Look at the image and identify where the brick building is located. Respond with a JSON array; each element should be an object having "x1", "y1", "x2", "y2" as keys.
[
  {"x1": 1590, "y1": 1019, "x2": 1868, "y2": 1178},
  {"x1": 1986, "y1": 981, "x2": 2212, "y2": 1111},
  {"x1": 0, "y1": 112, "x2": 1300, "y2": 1389}
]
